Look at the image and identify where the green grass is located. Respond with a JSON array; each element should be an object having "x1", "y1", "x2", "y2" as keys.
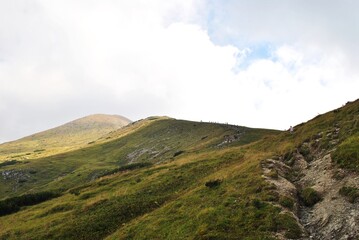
[
  {"x1": 0, "y1": 114, "x2": 130, "y2": 161},
  {"x1": 279, "y1": 196, "x2": 295, "y2": 210},
  {"x1": 0, "y1": 191, "x2": 61, "y2": 216},
  {"x1": 0, "y1": 160, "x2": 20, "y2": 168},
  {"x1": 97, "y1": 162, "x2": 153, "y2": 178},
  {"x1": 0, "y1": 118, "x2": 276, "y2": 199},
  {"x1": 339, "y1": 186, "x2": 359, "y2": 203},
  {"x1": 259, "y1": 99, "x2": 359, "y2": 156},
  {"x1": 276, "y1": 213, "x2": 302, "y2": 239},
  {"x1": 332, "y1": 133, "x2": 359, "y2": 171},
  {"x1": 0, "y1": 118, "x2": 285, "y2": 239},
  {"x1": 106, "y1": 149, "x2": 296, "y2": 240},
  {"x1": 300, "y1": 187, "x2": 322, "y2": 207},
  {"x1": 0, "y1": 99, "x2": 358, "y2": 239}
]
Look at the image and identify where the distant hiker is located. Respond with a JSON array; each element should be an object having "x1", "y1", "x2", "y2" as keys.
[{"x1": 289, "y1": 126, "x2": 294, "y2": 134}]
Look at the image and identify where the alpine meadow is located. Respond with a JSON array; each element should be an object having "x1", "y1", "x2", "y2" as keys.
[
  {"x1": 0, "y1": 100, "x2": 359, "y2": 239},
  {"x1": 1, "y1": 1, "x2": 359, "y2": 239}
]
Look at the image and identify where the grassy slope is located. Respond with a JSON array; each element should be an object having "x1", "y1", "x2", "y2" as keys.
[
  {"x1": 0, "y1": 99, "x2": 358, "y2": 240},
  {"x1": 257, "y1": 99, "x2": 359, "y2": 156},
  {"x1": 0, "y1": 117, "x2": 281, "y2": 239},
  {"x1": 0, "y1": 114, "x2": 131, "y2": 161},
  {"x1": 0, "y1": 118, "x2": 274, "y2": 198}
]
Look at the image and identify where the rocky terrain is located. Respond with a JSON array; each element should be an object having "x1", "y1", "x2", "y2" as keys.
[{"x1": 262, "y1": 111, "x2": 359, "y2": 240}]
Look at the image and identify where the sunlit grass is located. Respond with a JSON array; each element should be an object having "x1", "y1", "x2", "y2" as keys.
[{"x1": 0, "y1": 99, "x2": 358, "y2": 239}]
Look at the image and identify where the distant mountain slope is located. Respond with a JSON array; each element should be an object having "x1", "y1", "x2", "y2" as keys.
[{"x1": 0, "y1": 114, "x2": 131, "y2": 161}]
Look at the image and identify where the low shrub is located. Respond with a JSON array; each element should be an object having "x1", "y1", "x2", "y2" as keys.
[
  {"x1": 277, "y1": 213, "x2": 302, "y2": 239},
  {"x1": 33, "y1": 149, "x2": 45, "y2": 153},
  {"x1": 98, "y1": 162, "x2": 153, "y2": 178},
  {"x1": 298, "y1": 143, "x2": 311, "y2": 157},
  {"x1": 251, "y1": 198, "x2": 265, "y2": 209},
  {"x1": 339, "y1": 186, "x2": 359, "y2": 203},
  {"x1": 267, "y1": 169, "x2": 279, "y2": 179},
  {"x1": 173, "y1": 150, "x2": 185, "y2": 157},
  {"x1": 205, "y1": 179, "x2": 222, "y2": 188},
  {"x1": 279, "y1": 196, "x2": 295, "y2": 210},
  {"x1": 0, "y1": 160, "x2": 19, "y2": 168},
  {"x1": 262, "y1": 190, "x2": 279, "y2": 202},
  {"x1": 300, "y1": 187, "x2": 322, "y2": 207},
  {"x1": 0, "y1": 191, "x2": 61, "y2": 216},
  {"x1": 332, "y1": 170, "x2": 346, "y2": 180}
]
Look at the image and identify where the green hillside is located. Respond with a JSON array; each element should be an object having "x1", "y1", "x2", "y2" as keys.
[
  {"x1": 0, "y1": 114, "x2": 131, "y2": 161},
  {"x1": 0, "y1": 100, "x2": 358, "y2": 239},
  {"x1": 0, "y1": 117, "x2": 275, "y2": 198}
]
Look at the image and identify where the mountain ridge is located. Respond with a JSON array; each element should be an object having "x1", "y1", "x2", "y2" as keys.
[
  {"x1": 0, "y1": 114, "x2": 131, "y2": 161},
  {"x1": 0, "y1": 99, "x2": 358, "y2": 239}
]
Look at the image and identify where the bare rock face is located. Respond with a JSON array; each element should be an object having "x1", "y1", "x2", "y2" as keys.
[
  {"x1": 262, "y1": 159, "x2": 298, "y2": 199},
  {"x1": 298, "y1": 154, "x2": 359, "y2": 240},
  {"x1": 262, "y1": 149, "x2": 359, "y2": 239}
]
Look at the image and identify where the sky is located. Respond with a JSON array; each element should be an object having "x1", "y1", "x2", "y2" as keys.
[{"x1": 1, "y1": 0, "x2": 359, "y2": 143}]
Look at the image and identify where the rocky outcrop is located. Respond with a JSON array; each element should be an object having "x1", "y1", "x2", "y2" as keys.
[
  {"x1": 262, "y1": 129, "x2": 359, "y2": 240},
  {"x1": 298, "y1": 153, "x2": 359, "y2": 240}
]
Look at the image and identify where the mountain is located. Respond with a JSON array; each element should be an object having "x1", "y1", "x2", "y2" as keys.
[
  {"x1": 0, "y1": 114, "x2": 131, "y2": 161},
  {"x1": 0, "y1": 100, "x2": 358, "y2": 239},
  {"x1": 0, "y1": 116, "x2": 277, "y2": 198}
]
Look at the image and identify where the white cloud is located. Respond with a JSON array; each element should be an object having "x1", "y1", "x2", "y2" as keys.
[
  {"x1": 231, "y1": 45, "x2": 359, "y2": 129},
  {"x1": 275, "y1": 46, "x2": 303, "y2": 67},
  {"x1": 0, "y1": 0, "x2": 358, "y2": 142}
]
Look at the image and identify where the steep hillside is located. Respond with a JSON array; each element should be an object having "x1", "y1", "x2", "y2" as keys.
[
  {"x1": 0, "y1": 114, "x2": 131, "y2": 161},
  {"x1": 0, "y1": 100, "x2": 358, "y2": 240},
  {"x1": 260, "y1": 99, "x2": 359, "y2": 239}
]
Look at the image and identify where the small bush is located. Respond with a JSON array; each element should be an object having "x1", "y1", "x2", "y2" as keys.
[
  {"x1": 339, "y1": 186, "x2": 359, "y2": 203},
  {"x1": 173, "y1": 150, "x2": 185, "y2": 157},
  {"x1": 29, "y1": 170, "x2": 37, "y2": 174},
  {"x1": 98, "y1": 162, "x2": 153, "y2": 178},
  {"x1": 205, "y1": 179, "x2": 222, "y2": 188},
  {"x1": 0, "y1": 191, "x2": 61, "y2": 216},
  {"x1": 283, "y1": 151, "x2": 294, "y2": 162},
  {"x1": 69, "y1": 189, "x2": 80, "y2": 196},
  {"x1": 266, "y1": 169, "x2": 279, "y2": 179},
  {"x1": 300, "y1": 187, "x2": 322, "y2": 207},
  {"x1": 332, "y1": 170, "x2": 346, "y2": 180},
  {"x1": 251, "y1": 198, "x2": 265, "y2": 209},
  {"x1": 299, "y1": 144, "x2": 311, "y2": 157},
  {"x1": 283, "y1": 152, "x2": 295, "y2": 166},
  {"x1": 79, "y1": 192, "x2": 96, "y2": 200},
  {"x1": 263, "y1": 190, "x2": 279, "y2": 202},
  {"x1": 279, "y1": 196, "x2": 295, "y2": 210},
  {"x1": 0, "y1": 160, "x2": 19, "y2": 168},
  {"x1": 33, "y1": 149, "x2": 45, "y2": 153},
  {"x1": 277, "y1": 213, "x2": 302, "y2": 239}
]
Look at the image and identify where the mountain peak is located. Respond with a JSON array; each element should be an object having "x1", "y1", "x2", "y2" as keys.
[
  {"x1": 0, "y1": 114, "x2": 131, "y2": 161},
  {"x1": 69, "y1": 114, "x2": 132, "y2": 125}
]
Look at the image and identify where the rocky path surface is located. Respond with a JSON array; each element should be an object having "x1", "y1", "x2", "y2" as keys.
[
  {"x1": 297, "y1": 153, "x2": 359, "y2": 240},
  {"x1": 262, "y1": 135, "x2": 359, "y2": 239}
]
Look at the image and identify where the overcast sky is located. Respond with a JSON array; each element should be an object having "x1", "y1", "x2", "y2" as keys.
[{"x1": 1, "y1": 0, "x2": 359, "y2": 143}]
